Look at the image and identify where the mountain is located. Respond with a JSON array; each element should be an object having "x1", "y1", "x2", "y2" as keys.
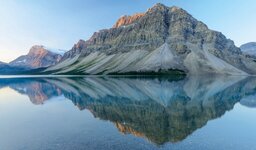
[
  {"x1": 0, "y1": 61, "x2": 6, "y2": 66},
  {"x1": 10, "y1": 45, "x2": 63, "y2": 69},
  {"x1": 0, "y1": 61, "x2": 28, "y2": 75},
  {"x1": 46, "y1": 3, "x2": 256, "y2": 75},
  {"x1": 240, "y1": 42, "x2": 256, "y2": 56},
  {"x1": 0, "y1": 61, "x2": 10, "y2": 72}
]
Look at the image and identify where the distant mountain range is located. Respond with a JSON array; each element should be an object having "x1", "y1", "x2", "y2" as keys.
[
  {"x1": 0, "y1": 61, "x2": 28, "y2": 75},
  {"x1": 0, "y1": 45, "x2": 66, "y2": 74},
  {"x1": 240, "y1": 42, "x2": 256, "y2": 57},
  {"x1": 1, "y1": 3, "x2": 256, "y2": 75},
  {"x1": 0, "y1": 61, "x2": 6, "y2": 65}
]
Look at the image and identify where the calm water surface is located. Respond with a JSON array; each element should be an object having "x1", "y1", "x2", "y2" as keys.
[{"x1": 0, "y1": 76, "x2": 256, "y2": 150}]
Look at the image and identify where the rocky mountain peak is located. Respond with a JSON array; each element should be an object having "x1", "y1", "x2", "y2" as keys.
[
  {"x1": 28, "y1": 45, "x2": 66, "y2": 56},
  {"x1": 112, "y1": 4, "x2": 183, "y2": 29},
  {"x1": 60, "y1": 39, "x2": 87, "y2": 60},
  {"x1": 150, "y1": 3, "x2": 168, "y2": 10},
  {"x1": 10, "y1": 45, "x2": 63, "y2": 69},
  {"x1": 145, "y1": 3, "x2": 169, "y2": 17},
  {"x1": 48, "y1": 3, "x2": 256, "y2": 75},
  {"x1": 28, "y1": 45, "x2": 48, "y2": 56},
  {"x1": 75, "y1": 39, "x2": 87, "y2": 49},
  {"x1": 113, "y1": 13, "x2": 145, "y2": 28},
  {"x1": 170, "y1": 6, "x2": 181, "y2": 12},
  {"x1": 147, "y1": 3, "x2": 182, "y2": 13}
]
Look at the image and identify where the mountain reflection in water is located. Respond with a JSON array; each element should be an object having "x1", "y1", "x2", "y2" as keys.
[{"x1": 0, "y1": 75, "x2": 256, "y2": 145}]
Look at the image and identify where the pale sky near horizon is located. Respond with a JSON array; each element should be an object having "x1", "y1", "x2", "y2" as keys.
[{"x1": 0, "y1": 0, "x2": 256, "y2": 63}]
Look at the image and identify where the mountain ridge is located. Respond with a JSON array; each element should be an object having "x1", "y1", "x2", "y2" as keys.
[
  {"x1": 1, "y1": 3, "x2": 256, "y2": 75},
  {"x1": 0, "y1": 61, "x2": 7, "y2": 65}
]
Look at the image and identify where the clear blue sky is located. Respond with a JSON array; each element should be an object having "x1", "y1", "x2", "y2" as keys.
[{"x1": 0, "y1": 0, "x2": 255, "y2": 62}]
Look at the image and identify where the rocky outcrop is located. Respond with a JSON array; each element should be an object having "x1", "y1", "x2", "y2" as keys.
[
  {"x1": 47, "y1": 3, "x2": 256, "y2": 75},
  {"x1": 61, "y1": 40, "x2": 87, "y2": 61},
  {"x1": 10, "y1": 45, "x2": 63, "y2": 69},
  {"x1": 113, "y1": 13, "x2": 145, "y2": 28}
]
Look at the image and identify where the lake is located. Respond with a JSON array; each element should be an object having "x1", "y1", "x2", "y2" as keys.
[{"x1": 0, "y1": 76, "x2": 256, "y2": 150}]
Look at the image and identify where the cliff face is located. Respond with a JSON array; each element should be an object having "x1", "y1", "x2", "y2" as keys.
[
  {"x1": 61, "y1": 40, "x2": 87, "y2": 61},
  {"x1": 10, "y1": 45, "x2": 62, "y2": 69},
  {"x1": 47, "y1": 3, "x2": 256, "y2": 75},
  {"x1": 113, "y1": 13, "x2": 145, "y2": 28}
]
